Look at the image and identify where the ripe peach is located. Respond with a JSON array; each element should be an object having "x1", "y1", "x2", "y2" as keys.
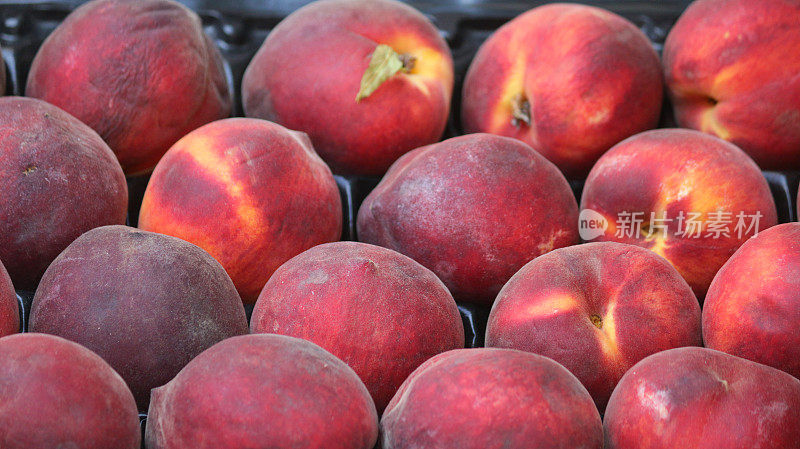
[
  {"x1": 604, "y1": 347, "x2": 800, "y2": 448},
  {"x1": 580, "y1": 129, "x2": 777, "y2": 298},
  {"x1": 146, "y1": 334, "x2": 378, "y2": 449},
  {"x1": 462, "y1": 3, "x2": 663, "y2": 178},
  {"x1": 242, "y1": 0, "x2": 453, "y2": 176},
  {"x1": 663, "y1": 0, "x2": 800, "y2": 170},
  {"x1": 0, "y1": 333, "x2": 140, "y2": 449},
  {"x1": 486, "y1": 242, "x2": 701, "y2": 411},
  {"x1": 26, "y1": 0, "x2": 231, "y2": 175},
  {"x1": 381, "y1": 348, "x2": 603, "y2": 449},
  {"x1": 0, "y1": 260, "x2": 19, "y2": 337},
  {"x1": 357, "y1": 133, "x2": 579, "y2": 305},
  {"x1": 0, "y1": 97, "x2": 127, "y2": 291},
  {"x1": 250, "y1": 241, "x2": 464, "y2": 413},
  {"x1": 703, "y1": 222, "x2": 800, "y2": 379},
  {"x1": 139, "y1": 118, "x2": 342, "y2": 303},
  {"x1": 30, "y1": 225, "x2": 248, "y2": 410}
]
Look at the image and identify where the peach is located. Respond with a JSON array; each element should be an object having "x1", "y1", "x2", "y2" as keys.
[
  {"x1": 580, "y1": 129, "x2": 777, "y2": 298},
  {"x1": 0, "y1": 333, "x2": 140, "y2": 449},
  {"x1": 486, "y1": 242, "x2": 701, "y2": 411},
  {"x1": 0, "y1": 260, "x2": 19, "y2": 337},
  {"x1": 381, "y1": 348, "x2": 602, "y2": 449},
  {"x1": 604, "y1": 347, "x2": 800, "y2": 448},
  {"x1": 146, "y1": 334, "x2": 378, "y2": 449},
  {"x1": 242, "y1": 0, "x2": 453, "y2": 176},
  {"x1": 139, "y1": 118, "x2": 342, "y2": 303},
  {"x1": 461, "y1": 3, "x2": 663, "y2": 178},
  {"x1": 663, "y1": 0, "x2": 800, "y2": 170},
  {"x1": 357, "y1": 133, "x2": 579, "y2": 305},
  {"x1": 250, "y1": 241, "x2": 464, "y2": 413},
  {"x1": 26, "y1": 0, "x2": 231, "y2": 175},
  {"x1": 703, "y1": 222, "x2": 800, "y2": 379},
  {"x1": 0, "y1": 97, "x2": 127, "y2": 291},
  {"x1": 30, "y1": 225, "x2": 248, "y2": 410}
]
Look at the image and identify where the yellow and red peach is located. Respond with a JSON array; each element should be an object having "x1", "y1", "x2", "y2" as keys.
[
  {"x1": 357, "y1": 133, "x2": 579, "y2": 305},
  {"x1": 0, "y1": 260, "x2": 18, "y2": 337},
  {"x1": 26, "y1": 0, "x2": 231, "y2": 175},
  {"x1": 663, "y1": 0, "x2": 800, "y2": 170},
  {"x1": 580, "y1": 128, "x2": 777, "y2": 298},
  {"x1": 604, "y1": 347, "x2": 800, "y2": 448},
  {"x1": 0, "y1": 97, "x2": 127, "y2": 291},
  {"x1": 139, "y1": 118, "x2": 342, "y2": 303},
  {"x1": 0, "y1": 333, "x2": 140, "y2": 449},
  {"x1": 381, "y1": 348, "x2": 603, "y2": 449},
  {"x1": 703, "y1": 222, "x2": 800, "y2": 379},
  {"x1": 486, "y1": 242, "x2": 701, "y2": 411},
  {"x1": 242, "y1": 0, "x2": 453, "y2": 176},
  {"x1": 146, "y1": 334, "x2": 379, "y2": 449},
  {"x1": 30, "y1": 225, "x2": 249, "y2": 410},
  {"x1": 462, "y1": 3, "x2": 663, "y2": 178},
  {"x1": 250, "y1": 241, "x2": 464, "y2": 413}
]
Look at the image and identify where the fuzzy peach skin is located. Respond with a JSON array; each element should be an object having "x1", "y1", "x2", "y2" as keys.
[
  {"x1": 580, "y1": 129, "x2": 777, "y2": 299},
  {"x1": 0, "y1": 260, "x2": 19, "y2": 337},
  {"x1": 604, "y1": 347, "x2": 800, "y2": 449},
  {"x1": 462, "y1": 3, "x2": 663, "y2": 178},
  {"x1": 0, "y1": 97, "x2": 127, "y2": 291},
  {"x1": 703, "y1": 223, "x2": 800, "y2": 379},
  {"x1": 146, "y1": 334, "x2": 379, "y2": 449},
  {"x1": 251, "y1": 241, "x2": 464, "y2": 413},
  {"x1": 486, "y1": 242, "x2": 701, "y2": 411},
  {"x1": 26, "y1": 0, "x2": 231, "y2": 175},
  {"x1": 663, "y1": 0, "x2": 800, "y2": 170},
  {"x1": 381, "y1": 348, "x2": 603, "y2": 449},
  {"x1": 357, "y1": 133, "x2": 579, "y2": 305},
  {"x1": 30, "y1": 225, "x2": 249, "y2": 411},
  {"x1": 242, "y1": 0, "x2": 453, "y2": 176},
  {"x1": 0, "y1": 333, "x2": 140, "y2": 449},
  {"x1": 139, "y1": 118, "x2": 342, "y2": 303}
]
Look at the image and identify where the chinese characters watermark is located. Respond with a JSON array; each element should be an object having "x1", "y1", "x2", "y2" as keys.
[{"x1": 579, "y1": 209, "x2": 762, "y2": 241}]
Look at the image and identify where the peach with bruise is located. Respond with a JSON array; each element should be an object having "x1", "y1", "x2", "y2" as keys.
[
  {"x1": 138, "y1": 118, "x2": 342, "y2": 303},
  {"x1": 146, "y1": 334, "x2": 379, "y2": 449},
  {"x1": 357, "y1": 133, "x2": 579, "y2": 305},
  {"x1": 242, "y1": 0, "x2": 453, "y2": 176},
  {"x1": 663, "y1": 0, "x2": 800, "y2": 169},
  {"x1": 703, "y1": 223, "x2": 800, "y2": 379},
  {"x1": 462, "y1": 3, "x2": 663, "y2": 178},
  {"x1": 0, "y1": 333, "x2": 140, "y2": 449},
  {"x1": 250, "y1": 241, "x2": 464, "y2": 413},
  {"x1": 580, "y1": 129, "x2": 777, "y2": 299},
  {"x1": 30, "y1": 225, "x2": 249, "y2": 410},
  {"x1": 486, "y1": 242, "x2": 702, "y2": 411},
  {"x1": 0, "y1": 261, "x2": 18, "y2": 337},
  {"x1": 26, "y1": 0, "x2": 231, "y2": 175},
  {"x1": 381, "y1": 348, "x2": 603, "y2": 449},
  {"x1": 0, "y1": 97, "x2": 127, "y2": 291},
  {"x1": 604, "y1": 347, "x2": 800, "y2": 448}
]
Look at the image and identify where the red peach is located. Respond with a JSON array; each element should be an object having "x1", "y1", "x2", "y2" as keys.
[
  {"x1": 381, "y1": 348, "x2": 603, "y2": 449},
  {"x1": 26, "y1": 0, "x2": 231, "y2": 175},
  {"x1": 486, "y1": 242, "x2": 702, "y2": 411},
  {"x1": 0, "y1": 96, "x2": 127, "y2": 291},
  {"x1": 357, "y1": 133, "x2": 579, "y2": 305},
  {"x1": 703, "y1": 222, "x2": 800, "y2": 379},
  {"x1": 146, "y1": 334, "x2": 379, "y2": 449},
  {"x1": 663, "y1": 0, "x2": 800, "y2": 169},
  {"x1": 462, "y1": 3, "x2": 663, "y2": 178},
  {"x1": 139, "y1": 118, "x2": 342, "y2": 303},
  {"x1": 0, "y1": 333, "x2": 140, "y2": 449},
  {"x1": 580, "y1": 128, "x2": 778, "y2": 298},
  {"x1": 242, "y1": 0, "x2": 453, "y2": 176},
  {"x1": 604, "y1": 347, "x2": 800, "y2": 448},
  {"x1": 0, "y1": 261, "x2": 18, "y2": 337},
  {"x1": 250, "y1": 241, "x2": 464, "y2": 413}
]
